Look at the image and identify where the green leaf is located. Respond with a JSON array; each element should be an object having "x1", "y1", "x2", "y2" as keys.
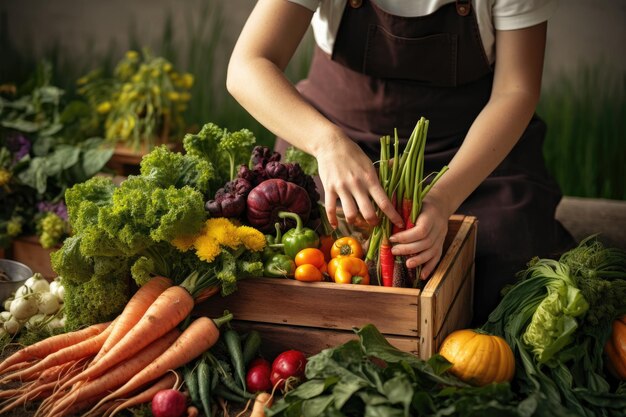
[
  {"x1": 1, "y1": 119, "x2": 40, "y2": 133},
  {"x1": 284, "y1": 379, "x2": 327, "y2": 401},
  {"x1": 427, "y1": 354, "x2": 454, "y2": 375},
  {"x1": 17, "y1": 157, "x2": 47, "y2": 194},
  {"x1": 363, "y1": 404, "x2": 404, "y2": 417},
  {"x1": 46, "y1": 146, "x2": 81, "y2": 175},
  {"x1": 382, "y1": 375, "x2": 413, "y2": 414},
  {"x1": 82, "y1": 146, "x2": 114, "y2": 178},
  {"x1": 301, "y1": 395, "x2": 334, "y2": 417},
  {"x1": 39, "y1": 122, "x2": 63, "y2": 137}
]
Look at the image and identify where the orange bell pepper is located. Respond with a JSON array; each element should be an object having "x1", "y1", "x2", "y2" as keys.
[
  {"x1": 330, "y1": 236, "x2": 364, "y2": 259},
  {"x1": 329, "y1": 256, "x2": 370, "y2": 285}
]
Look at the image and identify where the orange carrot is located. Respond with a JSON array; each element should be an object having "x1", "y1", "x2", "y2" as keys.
[
  {"x1": 59, "y1": 285, "x2": 194, "y2": 391},
  {"x1": 1, "y1": 323, "x2": 112, "y2": 383},
  {"x1": 93, "y1": 315, "x2": 228, "y2": 409},
  {"x1": 47, "y1": 329, "x2": 181, "y2": 417},
  {"x1": 0, "y1": 321, "x2": 110, "y2": 375},
  {"x1": 251, "y1": 392, "x2": 273, "y2": 417},
  {"x1": 379, "y1": 240, "x2": 395, "y2": 287},
  {"x1": 106, "y1": 371, "x2": 178, "y2": 417},
  {"x1": 93, "y1": 275, "x2": 172, "y2": 363}
]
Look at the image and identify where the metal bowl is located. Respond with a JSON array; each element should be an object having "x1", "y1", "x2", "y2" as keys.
[{"x1": 0, "y1": 259, "x2": 34, "y2": 302}]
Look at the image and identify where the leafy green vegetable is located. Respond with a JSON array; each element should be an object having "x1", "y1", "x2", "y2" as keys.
[
  {"x1": 268, "y1": 324, "x2": 561, "y2": 417},
  {"x1": 483, "y1": 237, "x2": 626, "y2": 417},
  {"x1": 182, "y1": 122, "x2": 256, "y2": 186}
]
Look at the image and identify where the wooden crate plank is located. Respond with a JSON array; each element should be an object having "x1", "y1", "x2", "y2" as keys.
[
  {"x1": 199, "y1": 278, "x2": 420, "y2": 337},
  {"x1": 229, "y1": 321, "x2": 419, "y2": 358},
  {"x1": 434, "y1": 266, "x2": 474, "y2": 349},
  {"x1": 422, "y1": 216, "x2": 476, "y2": 337},
  {"x1": 420, "y1": 216, "x2": 476, "y2": 357},
  {"x1": 11, "y1": 236, "x2": 57, "y2": 279}
]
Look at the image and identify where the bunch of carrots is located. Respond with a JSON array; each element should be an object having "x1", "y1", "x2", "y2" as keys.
[
  {"x1": 0, "y1": 275, "x2": 232, "y2": 417},
  {"x1": 365, "y1": 117, "x2": 448, "y2": 287}
]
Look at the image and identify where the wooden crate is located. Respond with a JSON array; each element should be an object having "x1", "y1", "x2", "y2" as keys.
[
  {"x1": 197, "y1": 215, "x2": 477, "y2": 359},
  {"x1": 10, "y1": 235, "x2": 57, "y2": 279}
]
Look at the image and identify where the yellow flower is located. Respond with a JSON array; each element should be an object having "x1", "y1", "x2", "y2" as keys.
[
  {"x1": 131, "y1": 74, "x2": 142, "y2": 83},
  {"x1": 181, "y1": 73, "x2": 194, "y2": 89},
  {"x1": 236, "y1": 226, "x2": 266, "y2": 252},
  {"x1": 163, "y1": 63, "x2": 173, "y2": 73},
  {"x1": 168, "y1": 91, "x2": 180, "y2": 101},
  {"x1": 171, "y1": 234, "x2": 198, "y2": 252},
  {"x1": 151, "y1": 85, "x2": 161, "y2": 96},
  {"x1": 0, "y1": 168, "x2": 12, "y2": 187},
  {"x1": 204, "y1": 218, "x2": 241, "y2": 249},
  {"x1": 122, "y1": 83, "x2": 133, "y2": 92},
  {"x1": 179, "y1": 92, "x2": 191, "y2": 102},
  {"x1": 126, "y1": 50, "x2": 139, "y2": 61},
  {"x1": 96, "y1": 101, "x2": 112, "y2": 114},
  {"x1": 151, "y1": 69, "x2": 160, "y2": 78},
  {"x1": 195, "y1": 234, "x2": 221, "y2": 263}
]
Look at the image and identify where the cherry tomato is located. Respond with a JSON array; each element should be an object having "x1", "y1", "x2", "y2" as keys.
[
  {"x1": 294, "y1": 264, "x2": 323, "y2": 282},
  {"x1": 295, "y1": 248, "x2": 326, "y2": 269}
]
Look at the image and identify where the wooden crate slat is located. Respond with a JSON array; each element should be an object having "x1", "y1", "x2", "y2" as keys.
[
  {"x1": 422, "y1": 217, "x2": 476, "y2": 335},
  {"x1": 200, "y1": 278, "x2": 420, "y2": 337},
  {"x1": 433, "y1": 266, "x2": 475, "y2": 349},
  {"x1": 229, "y1": 321, "x2": 419, "y2": 358}
]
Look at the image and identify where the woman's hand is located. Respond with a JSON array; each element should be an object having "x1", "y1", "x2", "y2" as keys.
[
  {"x1": 315, "y1": 135, "x2": 403, "y2": 229},
  {"x1": 389, "y1": 188, "x2": 451, "y2": 280}
]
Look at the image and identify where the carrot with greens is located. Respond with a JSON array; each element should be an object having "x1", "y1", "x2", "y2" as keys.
[
  {"x1": 46, "y1": 329, "x2": 181, "y2": 417},
  {"x1": 93, "y1": 275, "x2": 173, "y2": 363},
  {"x1": 0, "y1": 321, "x2": 110, "y2": 375},
  {"x1": 91, "y1": 313, "x2": 232, "y2": 411},
  {"x1": 59, "y1": 285, "x2": 196, "y2": 391}
]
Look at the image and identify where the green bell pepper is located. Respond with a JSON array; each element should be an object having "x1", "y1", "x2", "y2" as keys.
[
  {"x1": 278, "y1": 211, "x2": 320, "y2": 259},
  {"x1": 264, "y1": 254, "x2": 296, "y2": 278}
]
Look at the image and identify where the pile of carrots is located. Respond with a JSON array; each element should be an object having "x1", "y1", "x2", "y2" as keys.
[
  {"x1": 0, "y1": 275, "x2": 232, "y2": 417},
  {"x1": 365, "y1": 117, "x2": 448, "y2": 287}
]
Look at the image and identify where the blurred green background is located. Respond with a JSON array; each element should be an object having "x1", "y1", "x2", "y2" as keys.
[{"x1": 1, "y1": 0, "x2": 624, "y2": 200}]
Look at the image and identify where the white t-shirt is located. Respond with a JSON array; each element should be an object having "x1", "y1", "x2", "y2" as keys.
[{"x1": 287, "y1": 0, "x2": 558, "y2": 64}]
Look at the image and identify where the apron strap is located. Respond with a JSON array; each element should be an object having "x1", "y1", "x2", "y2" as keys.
[{"x1": 456, "y1": 0, "x2": 471, "y2": 16}]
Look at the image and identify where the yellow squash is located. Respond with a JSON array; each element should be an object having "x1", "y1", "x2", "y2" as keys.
[
  {"x1": 438, "y1": 329, "x2": 515, "y2": 386},
  {"x1": 604, "y1": 315, "x2": 626, "y2": 380}
]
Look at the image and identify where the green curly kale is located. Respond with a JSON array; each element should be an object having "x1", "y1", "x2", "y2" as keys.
[
  {"x1": 214, "y1": 248, "x2": 263, "y2": 296},
  {"x1": 183, "y1": 122, "x2": 256, "y2": 185},
  {"x1": 139, "y1": 145, "x2": 215, "y2": 196},
  {"x1": 219, "y1": 128, "x2": 256, "y2": 181},
  {"x1": 65, "y1": 176, "x2": 116, "y2": 232}
]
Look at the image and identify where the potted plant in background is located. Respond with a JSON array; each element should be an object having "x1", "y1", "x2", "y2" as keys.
[
  {"x1": 0, "y1": 61, "x2": 114, "y2": 276},
  {"x1": 78, "y1": 49, "x2": 194, "y2": 175}
]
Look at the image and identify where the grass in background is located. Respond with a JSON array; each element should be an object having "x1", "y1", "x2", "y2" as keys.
[{"x1": 538, "y1": 66, "x2": 626, "y2": 200}]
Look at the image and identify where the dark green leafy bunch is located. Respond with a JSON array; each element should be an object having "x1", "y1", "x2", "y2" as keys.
[
  {"x1": 267, "y1": 325, "x2": 565, "y2": 417},
  {"x1": 483, "y1": 237, "x2": 626, "y2": 417}
]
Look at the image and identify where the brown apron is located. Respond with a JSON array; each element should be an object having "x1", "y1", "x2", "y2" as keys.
[{"x1": 276, "y1": 0, "x2": 574, "y2": 324}]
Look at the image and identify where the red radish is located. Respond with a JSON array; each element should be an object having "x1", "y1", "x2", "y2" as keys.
[
  {"x1": 151, "y1": 389, "x2": 187, "y2": 417},
  {"x1": 246, "y1": 357, "x2": 272, "y2": 392},
  {"x1": 270, "y1": 350, "x2": 307, "y2": 392}
]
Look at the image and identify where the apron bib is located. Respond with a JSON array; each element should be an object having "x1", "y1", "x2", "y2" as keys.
[{"x1": 276, "y1": 0, "x2": 574, "y2": 323}]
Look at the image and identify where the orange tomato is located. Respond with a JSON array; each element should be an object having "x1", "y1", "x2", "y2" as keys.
[
  {"x1": 330, "y1": 237, "x2": 364, "y2": 259},
  {"x1": 295, "y1": 248, "x2": 326, "y2": 269},
  {"x1": 294, "y1": 264, "x2": 324, "y2": 282}
]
